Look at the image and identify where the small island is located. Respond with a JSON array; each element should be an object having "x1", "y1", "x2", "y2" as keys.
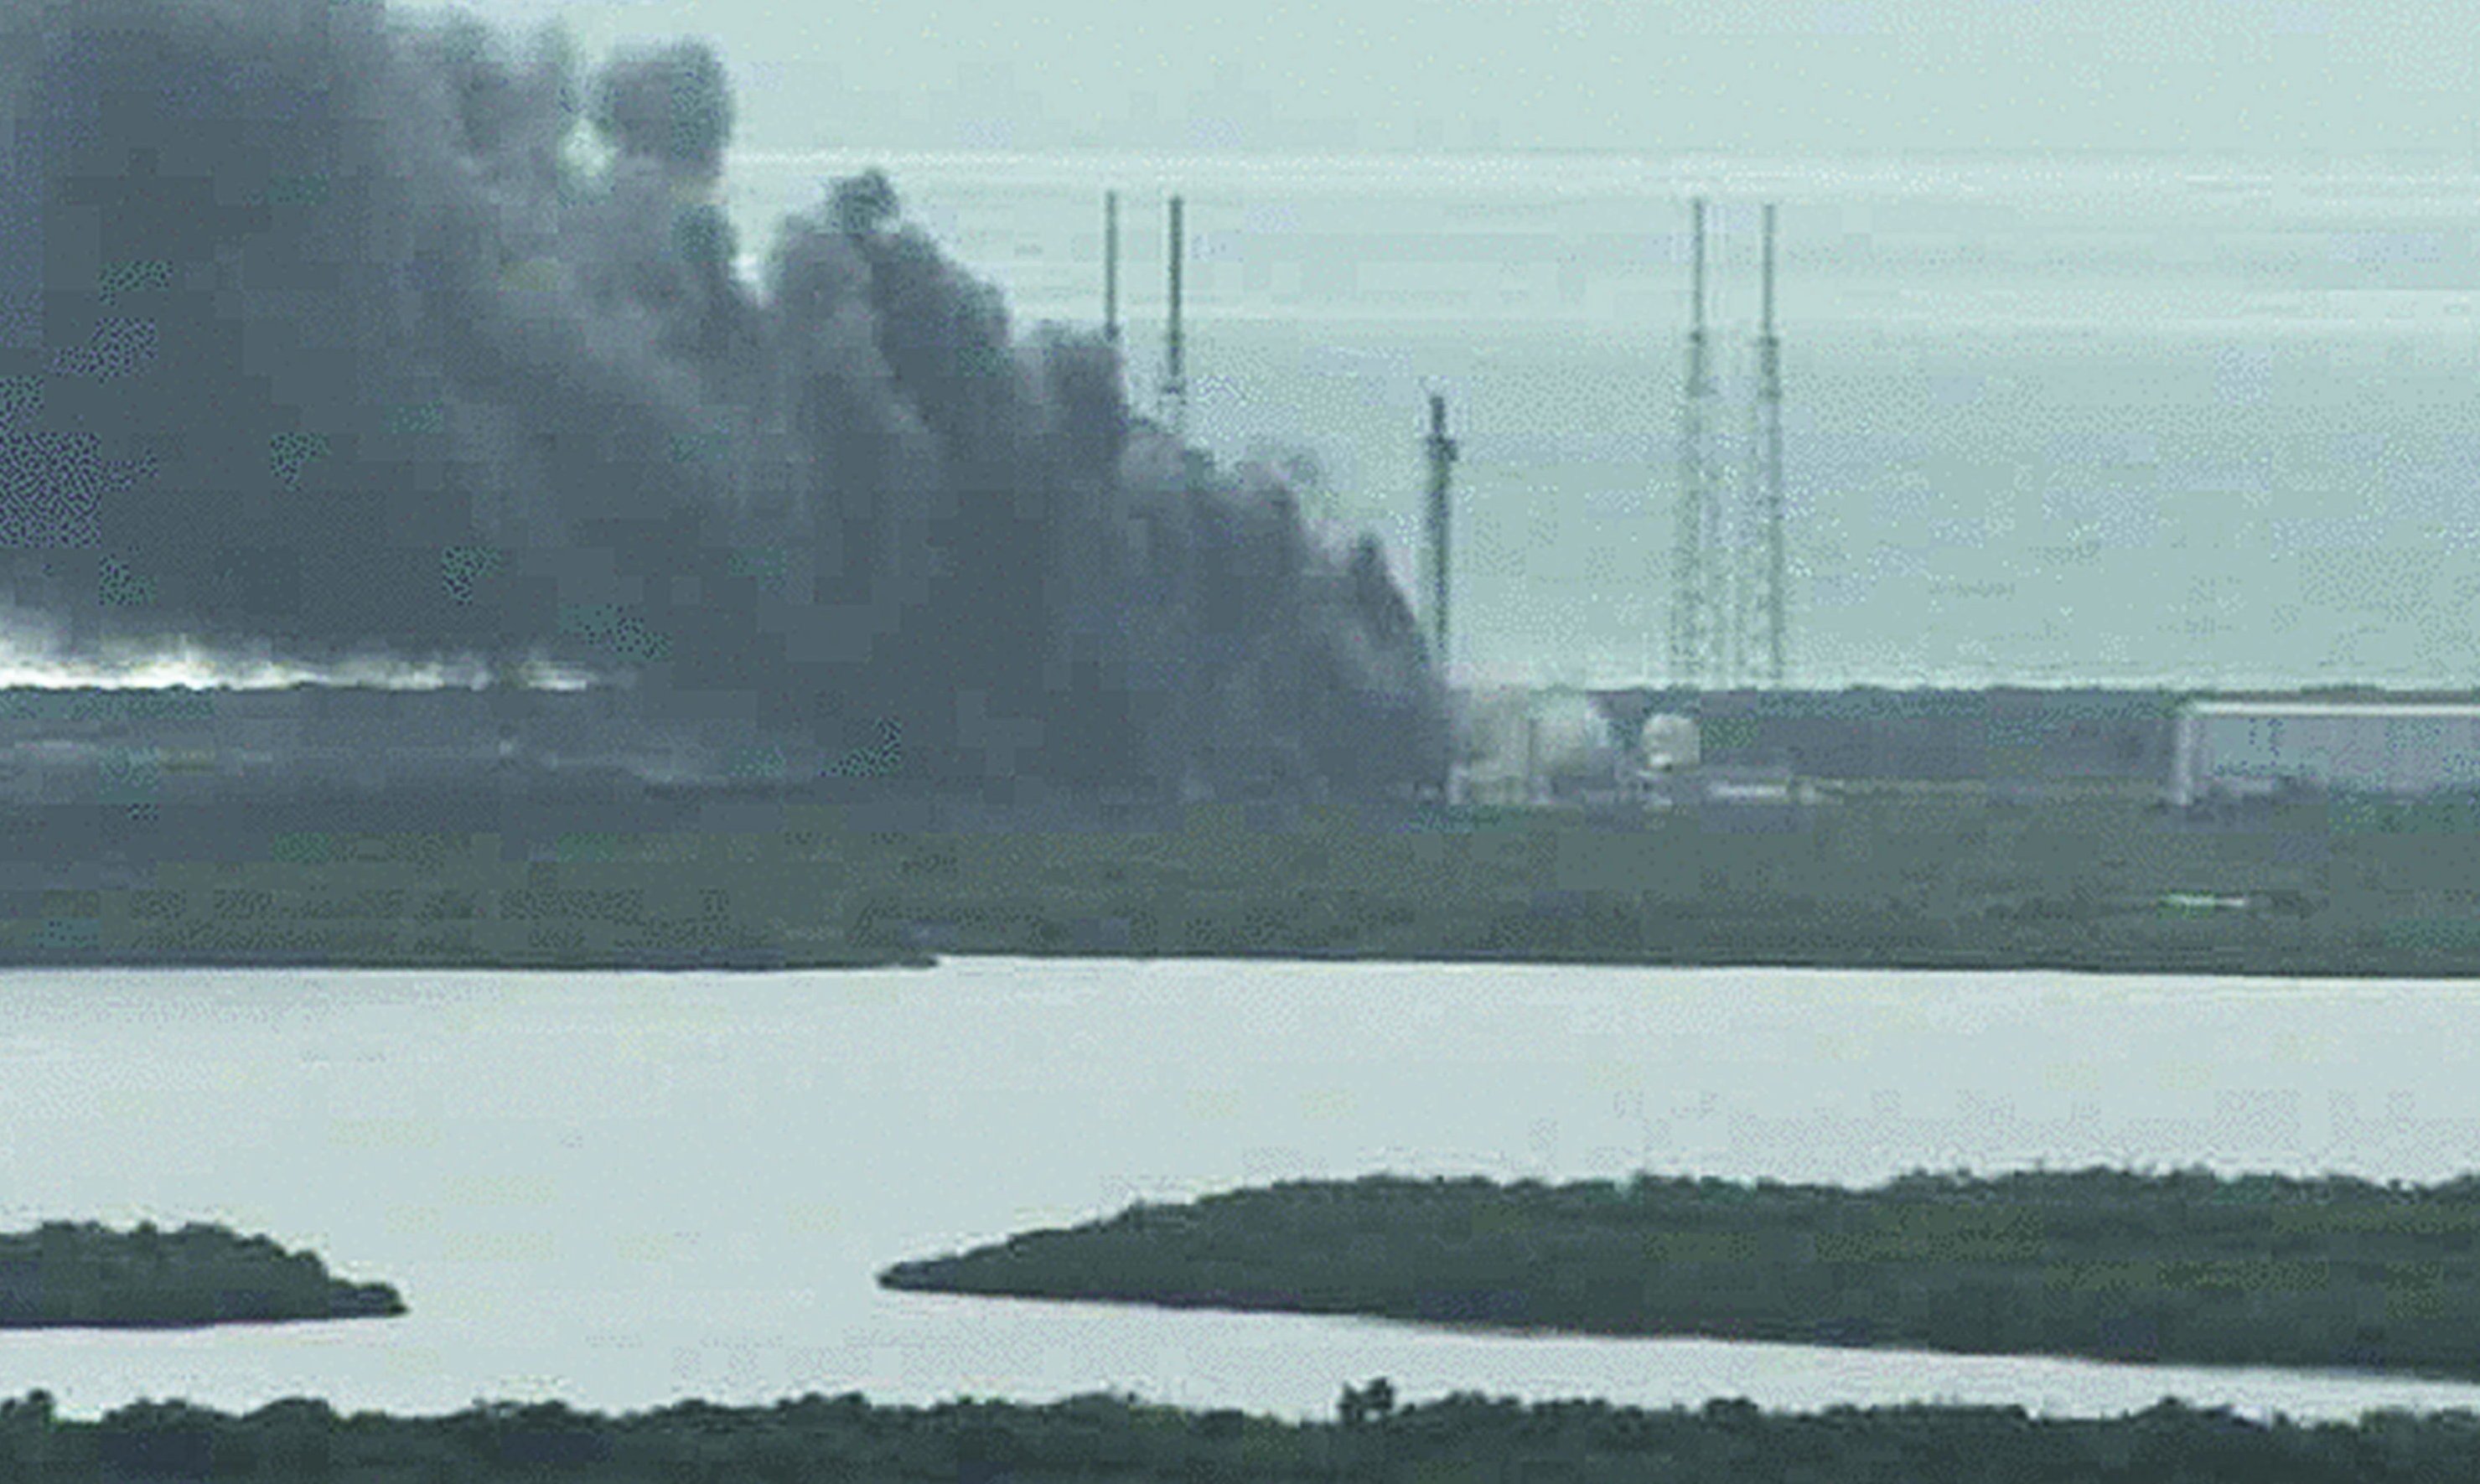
[
  {"x1": 882, "y1": 1167, "x2": 2480, "y2": 1381},
  {"x1": 0, "y1": 1222, "x2": 404, "y2": 1328}
]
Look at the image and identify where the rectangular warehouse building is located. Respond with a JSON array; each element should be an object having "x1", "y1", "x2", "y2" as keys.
[{"x1": 2171, "y1": 701, "x2": 2480, "y2": 808}]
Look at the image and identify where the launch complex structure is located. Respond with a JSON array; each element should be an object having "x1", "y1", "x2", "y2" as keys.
[{"x1": 1098, "y1": 187, "x2": 1787, "y2": 693}]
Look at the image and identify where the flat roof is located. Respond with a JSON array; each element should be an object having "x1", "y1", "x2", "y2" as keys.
[{"x1": 2182, "y1": 701, "x2": 2480, "y2": 718}]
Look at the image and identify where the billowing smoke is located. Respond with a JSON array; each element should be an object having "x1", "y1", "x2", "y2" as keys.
[
  {"x1": 589, "y1": 39, "x2": 734, "y2": 179},
  {"x1": 0, "y1": 0, "x2": 1448, "y2": 795}
]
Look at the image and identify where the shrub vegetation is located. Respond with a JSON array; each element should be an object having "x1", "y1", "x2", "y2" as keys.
[{"x1": 0, "y1": 1387, "x2": 2476, "y2": 1483}]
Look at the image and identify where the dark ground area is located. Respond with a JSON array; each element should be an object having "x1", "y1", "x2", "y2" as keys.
[
  {"x1": 0, "y1": 682, "x2": 2465, "y2": 974},
  {"x1": 0, "y1": 765, "x2": 2469, "y2": 975},
  {"x1": 0, "y1": 773, "x2": 2460, "y2": 980}
]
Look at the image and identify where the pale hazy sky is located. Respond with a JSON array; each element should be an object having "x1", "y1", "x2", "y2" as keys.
[{"x1": 409, "y1": 0, "x2": 2480, "y2": 160}]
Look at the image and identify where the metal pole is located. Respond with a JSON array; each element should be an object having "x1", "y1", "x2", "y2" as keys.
[{"x1": 1104, "y1": 189, "x2": 1121, "y2": 349}]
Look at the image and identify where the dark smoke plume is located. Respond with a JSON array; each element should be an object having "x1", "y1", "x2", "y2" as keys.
[
  {"x1": 0, "y1": 0, "x2": 1449, "y2": 795},
  {"x1": 589, "y1": 39, "x2": 734, "y2": 179}
]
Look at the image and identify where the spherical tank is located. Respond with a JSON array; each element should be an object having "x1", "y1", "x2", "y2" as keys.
[
  {"x1": 1529, "y1": 693, "x2": 1618, "y2": 783},
  {"x1": 1641, "y1": 713, "x2": 1700, "y2": 771}
]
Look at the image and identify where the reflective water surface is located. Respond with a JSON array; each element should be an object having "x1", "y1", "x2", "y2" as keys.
[{"x1": 7, "y1": 959, "x2": 2480, "y2": 1423}]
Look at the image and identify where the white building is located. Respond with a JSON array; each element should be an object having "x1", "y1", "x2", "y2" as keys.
[{"x1": 2170, "y1": 700, "x2": 2480, "y2": 808}]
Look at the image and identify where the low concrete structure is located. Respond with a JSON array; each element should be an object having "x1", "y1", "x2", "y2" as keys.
[
  {"x1": 1607, "y1": 687, "x2": 2181, "y2": 783},
  {"x1": 1644, "y1": 763, "x2": 1820, "y2": 810}
]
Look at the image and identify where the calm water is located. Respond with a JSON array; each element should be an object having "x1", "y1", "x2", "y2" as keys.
[
  {"x1": 720, "y1": 150, "x2": 2480, "y2": 690},
  {"x1": 8, "y1": 960, "x2": 2480, "y2": 1423}
]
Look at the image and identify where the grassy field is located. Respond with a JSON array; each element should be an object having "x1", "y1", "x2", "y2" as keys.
[{"x1": 5, "y1": 778, "x2": 2477, "y2": 974}]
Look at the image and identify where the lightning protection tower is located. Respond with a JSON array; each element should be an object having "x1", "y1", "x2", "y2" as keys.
[
  {"x1": 1162, "y1": 194, "x2": 1188, "y2": 441},
  {"x1": 1669, "y1": 198, "x2": 1722, "y2": 689},
  {"x1": 1747, "y1": 202, "x2": 1788, "y2": 686},
  {"x1": 1424, "y1": 393, "x2": 1458, "y2": 676}
]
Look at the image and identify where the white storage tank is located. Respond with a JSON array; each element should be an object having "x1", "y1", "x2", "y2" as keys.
[
  {"x1": 1448, "y1": 687, "x2": 1532, "y2": 803},
  {"x1": 2172, "y1": 701, "x2": 2480, "y2": 807},
  {"x1": 1528, "y1": 693, "x2": 1621, "y2": 792},
  {"x1": 1447, "y1": 688, "x2": 1623, "y2": 803},
  {"x1": 1640, "y1": 713, "x2": 1700, "y2": 773}
]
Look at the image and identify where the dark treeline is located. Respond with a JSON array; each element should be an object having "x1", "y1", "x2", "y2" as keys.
[
  {"x1": 4, "y1": 1388, "x2": 2480, "y2": 1483},
  {"x1": 881, "y1": 1168, "x2": 2480, "y2": 1381},
  {"x1": 0, "y1": 0, "x2": 1447, "y2": 797},
  {"x1": 0, "y1": 1222, "x2": 402, "y2": 1327}
]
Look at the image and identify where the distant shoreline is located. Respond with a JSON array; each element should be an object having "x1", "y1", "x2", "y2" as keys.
[
  {"x1": 0, "y1": 949, "x2": 936, "y2": 972},
  {"x1": 6, "y1": 938, "x2": 2479, "y2": 979}
]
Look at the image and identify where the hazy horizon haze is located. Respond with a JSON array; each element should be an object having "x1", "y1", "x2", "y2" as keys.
[{"x1": 399, "y1": 0, "x2": 2480, "y2": 163}]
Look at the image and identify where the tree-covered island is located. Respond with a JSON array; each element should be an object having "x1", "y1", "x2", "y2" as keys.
[
  {"x1": 0, "y1": 1222, "x2": 404, "y2": 1328},
  {"x1": 880, "y1": 1168, "x2": 2480, "y2": 1381}
]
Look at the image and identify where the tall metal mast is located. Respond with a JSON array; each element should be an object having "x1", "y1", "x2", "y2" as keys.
[
  {"x1": 1424, "y1": 393, "x2": 1458, "y2": 676},
  {"x1": 1103, "y1": 189, "x2": 1121, "y2": 350},
  {"x1": 1670, "y1": 198, "x2": 1718, "y2": 689},
  {"x1": 1751, "y1": 203, "x2": 1786, "y2": 687},
  {"x1": 1162, "y1": 194, "x2": 1188, "y2": 440}
]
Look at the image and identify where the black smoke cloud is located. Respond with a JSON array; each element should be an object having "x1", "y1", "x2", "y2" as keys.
[
  {"x1": 589, "y1": 38, "x2": 734, "y2": 179},
  {"x1": 0, "y1": 0, "x2": 1448, "y2": 795}
]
